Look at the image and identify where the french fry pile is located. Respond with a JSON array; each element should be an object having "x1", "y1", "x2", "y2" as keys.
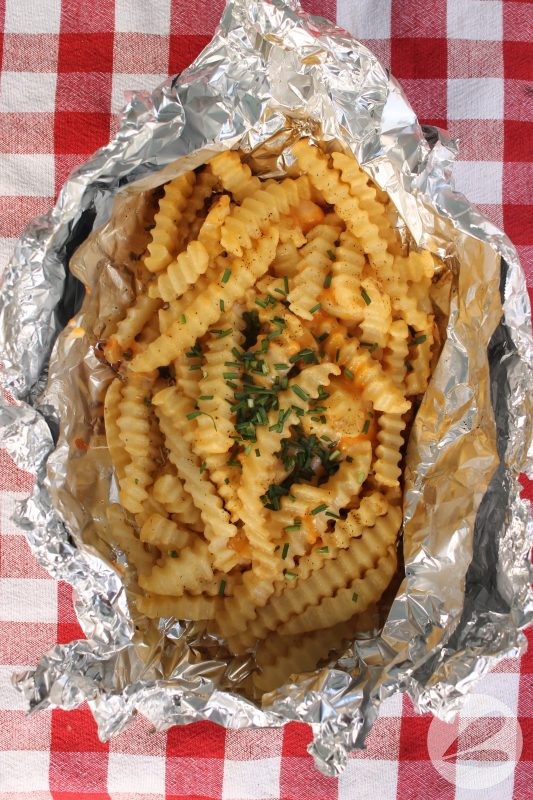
[{"x1": 102, "y1": 140, "x2": 436, "y2": 692}]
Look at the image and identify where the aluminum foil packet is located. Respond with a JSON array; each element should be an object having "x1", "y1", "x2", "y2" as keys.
[{"x1": 1, "y1": 0, "x2": 532, "y2": 776}]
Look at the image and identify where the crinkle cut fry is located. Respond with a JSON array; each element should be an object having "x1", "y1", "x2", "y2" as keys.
[
  {"x1": 104, "y1": 377, "x2": 129, "y2": 484},
  {"x1": 144, "y1": 172, "x2": 196, "y2": 273},
  {"x1": 129, "y1": 227, "x2": 279, "y2": 371},
  {"x1": 116, "y1": 370, "x2": 159, "y2": 513}
]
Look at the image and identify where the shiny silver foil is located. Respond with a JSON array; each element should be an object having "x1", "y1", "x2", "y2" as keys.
[{"x1": 1, "y1": 0, "x2": 532, "y2": 777}]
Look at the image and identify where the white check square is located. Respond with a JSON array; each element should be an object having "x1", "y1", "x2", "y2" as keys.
[
  {"x1": 339, "y1": 759, "x2": 398, "y2": 800},
  {"x1": 108, "y1": 753, "x2": 166, "y2": 795},
  {"x1": 0, "y1": 578, "x2": 56, "y2": 622},
  {"x1": 0, "y1": 71, "x2": 57, "y2": 113},
  {"x1": 447, "y1": 0, "x2": 503, "y2": 41},
  {"x1": 222, "y1": 757, "x2": 281, "y2": 799},
  {"x1": 115, "y1": 0, "x2": 172, "y2": 35},
  {"x1": 453, "y1": 161, "x2": 502, "y2": 204},
  {"x1": 0, "y1": 750, "x2": 50, "y2": 791},
  {"x1": 448, "y1": 78, "x2": 503, "y2": 120},
  {"x1": 4, "y1": 0, "x2": 60, "y2": 33},
  {"x1": 0, "y1": 666, "x2": 28, "y2": 710},
  {"x1": 0, "y1": 154, "x2": 54, "y2": 197},
  {"x1": 111, "y1": 73, "x2": 167, "y2": 115},
  {"x1": 337, "y1": 0, "x2": 391, "y2": 39}
]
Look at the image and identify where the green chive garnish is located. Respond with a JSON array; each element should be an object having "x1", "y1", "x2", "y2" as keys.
[
  {"x1": 361, "y1": 287, "x2": 371, "y2": 305},
  {"x1": 186, "y1": 411, "x2": 201, "y2": 420},
  {"x1": 413, "y1": 334, "x2": 427, "y2": 345},
  {"x1": 352, "y1": 591, "x2": 358, "y2": 602},
  {"x1": 362, "y1": 419, "x2": 370, "y2": 434},
  {"x1": 344, "y1": 368, "x2": 354, "y2": 380},
  {"x1": 325, "y1": 511, "x2": 341, "y2": 519},
  {"x1": 323, "y1": 273, "x2": 332, "y2": 289},
  {"x1": 219, "y1": 299, "x2": 225, "y2": 312},
  {"x1": 221, "y1": 268, "x2": 232, "y2": 283},
  {"x1": 309, "y1": 303, "x2": 321, "y2": 314},
  {"x1": 311, "y1": 503, "x2": 328, "y2": 515},
  {"x1": 199, "y1": 395, "x2": 213, "y2": 401},
  {"x1": 317, "y1": 545, "x2": 329, "y2": 554},
  {"x1": 218, "y1": 579, "x2": 226, "y2": 596},
  {"x1": 179, "y1": 313, "x2": 186, "y2": 324},
  {"x1": 200, "y1": 461, "x2": 207, "y2": 474},
  {"x1": 285, "y1": 571, "x2": 297, "y2": 581},
  {"x1": 292, "y1": 385, "x2": 309, "y2": 402},
  {"x1": 281, "y1": 543, "x2": 290, "y2": 560}
]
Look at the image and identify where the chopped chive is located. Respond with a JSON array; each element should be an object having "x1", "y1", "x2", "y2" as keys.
[
  {"x1": 317, "y1": 331, "x2": 329, "y2": 343},
  {"x1": 335, "y1": 348, "x2": 340, "y2": 362},
  {"x1": 285, "y1": 571, "x2": 297, "y2": 581},
  {"x1": 179, "y1": 313, "x2": 187, "y2": 324},
  {"x1": 221, "y1": 268, "x2": 232, "y2": 284},
  {"x1": 274, "y1": 363, "x2": 288, "y2": 371},
  {"x1": 309, "y1": 302, "x2": 321, "y2": 314},
  {"x1": 200, "y1": 461, "x2": 207, "y2": 474},
  {"x1": 274, "y1": 287, "x2": 285, "y2": 296},
  {"x1": 292, "y1": 385, "x2": 310, "y2": 402},
  {"x1": 218, "y1": 579, "x2": 226, "y2": 597},
  {"x1": 361, "y1": 341, "x2": 378, "y2": 353},
  {"x1": 281, "y1": 542, "x2": 290, "y2": 560},
  {"x1": 285, "y1": 519, "x2": 302, "y2": 532},
  {"x1": 311, "y1": 503, "x2": 328, "y2": 515},
  {"x1": 320, "y1": 435, "x2": 332, "y2": 442},
  {"x1": 323, "y1": 272, "x2": 332, "y2": 289},
  {"x1": 227, "y1": 457, "x2": 241, "y2": 467},
  {"x1": 344, "y1": 368, "x2": 354, "y2": 380},
  {"x1": 362, "y1": 419, "x2": 370, "y2": 435},
  {"x1": 217, "y1": 328, "x2": 233, "y2": 339},
  {"x1": 186, "y1": 410, "x2": 201, "y2": 420},
  {"x1": 199, "y1": 395, "x2": 213, "y2": 401},
  {"x1": 219, "y1": 299, "x2": 225, "y2": 312},
  {"x1": 283, "y1": 276, "x2": 289, "y2": 295},
  {"x1": 255, "y1": 297, "x2": 268, "y2": 308},
  {"x1": 361, "y1": 287, "x2": 372, "y2": 305},
  {"x1": 327, "y1": 249, "x2": 335, "y2": 260},
  {"x1": 352, "y1": 591, "x2": 358, "y2": 602},
  {"x1": 169, "y1": 550, "x2": 178, "y2": 558},
  {"x1": 329, "y1": 449, "x2": 341, "y2": 461},
  {"x1": 255, "y1": 448, "x2": 261, "y2": 457},
  {"x1": 224, "y1": 478, "x2": 230, "y2": 484},
  {"x1": 244, "y1": 444, "x2": 252, "y2": 455},
  {"x1": 413, "y1": 334, "x2": 427, "y2": 345},
  {"x1": 189, "y1": 363, "x2": 202, "y2": 371},
  {"x1": 223, "y1": 372, "x2": 238, "y2": 380},
  {"x1": 325, "y1": 511, "x2": 341, "y2": 519},
  {"x1": 231, "y1": 347, "x2": 242, "y2": 360},
  {"x1": 357, "y1": 470, "x2": 366, "y2": 483},
  {"x1": 317, "y1": 545, "x2": 329, "y2": 554}
]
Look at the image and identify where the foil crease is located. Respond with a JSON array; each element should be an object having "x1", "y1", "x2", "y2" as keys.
[{"x1": 1, "y1": 0, "x2": 532, "y2": 777}]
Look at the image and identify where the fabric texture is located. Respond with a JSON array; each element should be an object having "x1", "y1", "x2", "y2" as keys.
[{"x1": 0, "y1": 1, "x2": 531, "y2": 797}]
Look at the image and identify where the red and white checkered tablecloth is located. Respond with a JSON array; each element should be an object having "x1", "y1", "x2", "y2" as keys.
[{"x1": 0, "y1": 1, "x2": 532, "y2": 798}]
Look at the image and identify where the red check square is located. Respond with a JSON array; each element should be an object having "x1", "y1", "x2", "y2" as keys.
[{"x1": 57, "y1": 33, "x2": 114, "y2": 73}]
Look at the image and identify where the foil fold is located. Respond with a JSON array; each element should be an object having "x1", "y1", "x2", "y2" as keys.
[{"x1": 1, "y1": 0, "x2": 532, "y2": 776}]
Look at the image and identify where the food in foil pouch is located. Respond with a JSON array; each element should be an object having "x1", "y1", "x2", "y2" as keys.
[{"x1": 0, "y1": 0, "x2": 532, "y2": 776}]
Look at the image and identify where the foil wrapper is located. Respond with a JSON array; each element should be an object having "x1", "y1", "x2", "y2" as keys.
[{"x1": 1, "y1": 0, "x2": 532, "y2": 776}]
